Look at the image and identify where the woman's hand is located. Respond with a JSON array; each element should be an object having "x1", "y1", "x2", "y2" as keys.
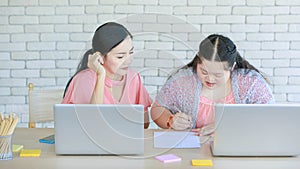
[
  {"x1": 192, "y1": 123, "x2": 215, "y2": 136},
  {"x1": 88, "y1": 52, "x2": 106, "y2": 75},
  {"x1": 169, "y1": 112, "x2": 193, "y2": 130}
]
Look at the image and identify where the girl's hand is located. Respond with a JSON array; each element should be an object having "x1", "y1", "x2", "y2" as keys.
[
  {"x1": 192, "y1": 123, "x2": 215, "y2": 136},
  {"x1": 88, "y1": 52, "x2": 106, "y2": 75},
  {"x1": 169, "y1": 112, "x2": 193, "y2": 130}
]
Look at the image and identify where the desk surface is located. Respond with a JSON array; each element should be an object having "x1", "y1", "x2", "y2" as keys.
[{"x1": 1, "y1": 128, "x2": 300, "y2": 169}]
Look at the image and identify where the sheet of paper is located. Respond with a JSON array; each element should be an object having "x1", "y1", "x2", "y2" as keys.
[{"x1": 154, "y1": 131, "x2": 201, "y2": 148}]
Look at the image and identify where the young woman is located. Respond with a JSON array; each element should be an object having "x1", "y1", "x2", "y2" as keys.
[
  {"x1": 151, "y1": 34, "x2": 274, "y2": 133},
  {"x1": 62, "y1": 22, "x2": 152, "y2": 128}
]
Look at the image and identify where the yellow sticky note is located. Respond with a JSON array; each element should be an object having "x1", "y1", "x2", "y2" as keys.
[
  {"x1": 12, "y1": 144, "x2": 24, "y2": 152},
  {"x1": 192, "y1": 159, "x2": 213, "y2": 166},
  {"x1": 20, "y1": 149, "x2": 41, "y2": 157}
]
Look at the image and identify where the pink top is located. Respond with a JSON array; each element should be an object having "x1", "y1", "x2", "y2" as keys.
[
  {"x1": 62, "y1": 69, "x2": 152, "y2": 112},
  {"x1": 196, "y1": 92, "x2": 235, "y2": 128}
]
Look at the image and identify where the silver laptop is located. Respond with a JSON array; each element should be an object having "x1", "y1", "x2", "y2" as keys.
[
  {"x1": 211, "y1": 104, "x2": 300, "y2": 156},
  {"x1": 54, "y1": 104, "x2": 144, "y2": 155}
]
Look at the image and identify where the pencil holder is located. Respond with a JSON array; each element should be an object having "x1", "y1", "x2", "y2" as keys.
[{"x1": 0, "y1": 134, "x2": 13, "y2": 160}]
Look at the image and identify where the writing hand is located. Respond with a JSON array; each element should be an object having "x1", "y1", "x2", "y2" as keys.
[
  {"x1": 192, "y1": 123, "x2": 215, "y2": 136},
  {"x1": 169, "y1": 112, "x2": 193, "y2": 130}
]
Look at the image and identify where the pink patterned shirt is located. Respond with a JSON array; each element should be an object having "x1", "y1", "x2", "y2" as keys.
[{"x1": 155, "y1": 67, "x2": 274, "y2": 128}]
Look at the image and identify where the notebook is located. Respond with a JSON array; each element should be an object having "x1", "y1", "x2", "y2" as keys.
[
  {"x1": 54, "y1": 104, "x2": 144, "y2": 155},
  {"x1": 211, "y1": 104, "x2": 300, "y2": 156}
]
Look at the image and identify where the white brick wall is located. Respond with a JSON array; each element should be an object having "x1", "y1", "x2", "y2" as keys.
[{"x1": 0, "y1": 0, "x2": 299, "y2": 128}]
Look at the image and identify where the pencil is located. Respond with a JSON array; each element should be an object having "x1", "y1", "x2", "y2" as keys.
[
  {"x1": 0, "y1": 112, "x2": 2, "y2": 124},
  {"x1": 8, "y1": 116, "x2": 19, "y2": 135}
]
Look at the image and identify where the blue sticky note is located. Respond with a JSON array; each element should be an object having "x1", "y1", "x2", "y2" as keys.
[{"x1": 39, "y1": 134, "x2": 55, "y2": 144}]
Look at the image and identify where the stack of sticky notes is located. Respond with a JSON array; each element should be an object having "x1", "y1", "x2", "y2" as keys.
[
  {"x1": 155, "y1": 154, "x2": 182, "y2": 163},
  {"x1": 192, "y1": 159, "x2": 213, "y2": 166},
  {"x1": 20, "y1": 149, "x2": 41, "y2": 157}
]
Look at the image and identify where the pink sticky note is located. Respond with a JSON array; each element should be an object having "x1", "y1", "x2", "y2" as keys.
[{"x1": 155, "y1": 154, "x2": 182, "y2": 163}]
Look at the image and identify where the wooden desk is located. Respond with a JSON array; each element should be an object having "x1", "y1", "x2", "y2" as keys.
[{"x1": 1, "y1": 128, "x2": 300, "y2": 169}]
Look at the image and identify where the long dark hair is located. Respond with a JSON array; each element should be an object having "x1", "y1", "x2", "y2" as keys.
[
  {"x1": 185, "y1": 34, "x2": 265, "y2": 79},
  {"x1": 63, "y1": 22, "x2": 132, "y2": 97}
]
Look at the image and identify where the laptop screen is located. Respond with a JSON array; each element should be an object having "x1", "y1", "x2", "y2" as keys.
[
  {"x1": 212, "y1": 104, "x2": 300, "y2": 156},
  {"x1": 54, "y1": 104, "x2": 144, "y2": 155}
]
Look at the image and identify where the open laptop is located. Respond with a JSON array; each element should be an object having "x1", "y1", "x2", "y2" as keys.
[
  {"x1": 54, "y1": 104, "x2": 144, "y2": 155},
  {"x1": 211, "y1": 104, "x2": 300, "y2": 156}
]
